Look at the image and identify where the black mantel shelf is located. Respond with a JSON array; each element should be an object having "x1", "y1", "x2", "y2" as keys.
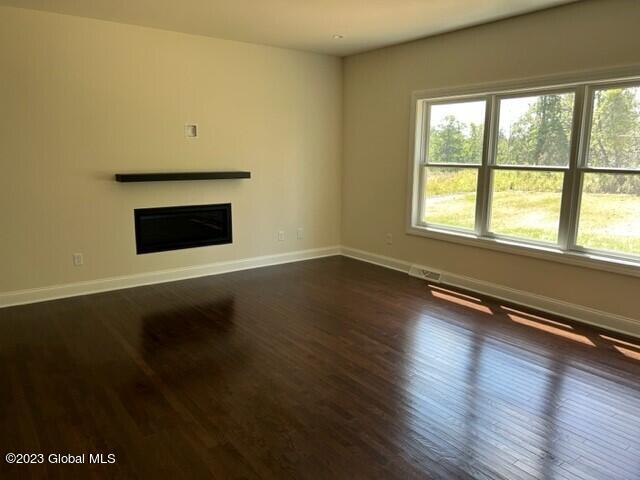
[{"x1": 115, "y1": 171, "x2": 251, "y2": 182}]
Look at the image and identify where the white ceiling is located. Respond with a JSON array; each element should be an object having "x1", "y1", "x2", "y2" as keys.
[{"x1": 0, "y1": 0, "x2": 579, "y2": 56}]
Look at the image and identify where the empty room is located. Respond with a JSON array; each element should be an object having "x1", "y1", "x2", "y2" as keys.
[{"x1": 1, "y1": 0, "x2": 640, "y2": 478}]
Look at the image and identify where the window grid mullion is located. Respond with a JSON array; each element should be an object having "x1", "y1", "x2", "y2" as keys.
[
  {"x1": 421, "y1": 163, "x2": 480, "y2": 168},
  {"x1": 579, "y1": 167, "x2": 640, "y2": 174},
  {"x1": 557, "y1": 86, "x2": 586, "y2": 250},
  {"x1": 564, "y1": 85, "x2": 592, "y2": 251},
  {"x1": 476, "y1": 95, "x2": 498, "y2": 237},
  {"x1": 490, "y1": 165, "x2": 568, "y2": 172}
]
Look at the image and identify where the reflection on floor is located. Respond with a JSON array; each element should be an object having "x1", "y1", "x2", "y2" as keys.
[{"x1": 1, "y1": 256, "x2": 639, "y2": 479}]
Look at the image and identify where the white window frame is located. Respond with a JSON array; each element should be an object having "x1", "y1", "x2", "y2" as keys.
[{"x1": 406, "y1": 67, "x2": 640, "y2": 278}]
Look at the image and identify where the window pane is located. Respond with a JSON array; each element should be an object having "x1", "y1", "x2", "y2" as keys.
[
  {"x1": 577, "y1": 173, "x2": 640, "y2": 256},
  {"x1": 489, "y1": 170, "x2": 564, "y2": 243},
  {"x1": 587, "y1": 85, "x2": 640, "y2": 169},
  {"x1": 423, "y1": 167, "x2": 478, "y2": 230},
  {"x1": 427, "y1": 100, "x2": 486, "y2": 164},
  {"x1": 496, "y1": 92, "x2": 575, "y2": 166}
]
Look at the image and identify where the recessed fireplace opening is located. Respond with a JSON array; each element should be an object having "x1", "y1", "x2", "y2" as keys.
[{"x1": 134, "y1": 203, "x2": 232, "y2": 254}]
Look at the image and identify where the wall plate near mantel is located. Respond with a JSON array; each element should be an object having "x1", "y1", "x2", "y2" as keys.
[{"x1": 114, "y1": 171, "x2": 251, "y2": 182}]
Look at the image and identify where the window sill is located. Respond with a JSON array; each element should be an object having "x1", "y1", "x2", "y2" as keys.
[{"x1": 406, "y1": 224, "x2": 640, "y2": 278}]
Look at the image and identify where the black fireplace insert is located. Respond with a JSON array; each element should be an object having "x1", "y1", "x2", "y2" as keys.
[{"x1": 134, "y1": 203, "x2": 232, "y2": 254}]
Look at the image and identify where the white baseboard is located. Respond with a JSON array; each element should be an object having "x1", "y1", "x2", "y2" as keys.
[
  {"x1": 341, "y1": 246, "x2": 640, "y2": 339},
  {"x1": 3, "y1": 244, "x2": 638, "y2": 340},
  {"x1": 0, "y1": 246, "x2": 341, "y2": 308}
]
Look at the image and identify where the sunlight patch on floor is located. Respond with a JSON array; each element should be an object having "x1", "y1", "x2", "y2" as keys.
[
  {"x1": 428, "y1": 285, "x2": 493, "y2": 314},
  {"x1": 601, "y1": 335, "x2": 640, "y2": 361},
  {"x1": 503, "y1": 308, "x2": 594, "y2": 346}
]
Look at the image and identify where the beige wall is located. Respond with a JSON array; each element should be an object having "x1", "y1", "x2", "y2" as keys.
[
  {"x1": 0, "y1": 6, "x2": 342, "y2": 292},
  {"x1": 342, "y1": 0, "x2": 640, "y2": 319}
]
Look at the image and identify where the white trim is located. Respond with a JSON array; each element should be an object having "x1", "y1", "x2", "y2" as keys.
[
  {"x1": 409, "y1": 65, "x2": 640, "y2": 104},
  {"x1": 2, "y1": 244, "x2": 638, "y2": 339},
  {"x1": 341, "y1": 246, "x2": 640, "y2": 339},
  {"x1": 342, "y1": 247, "x2": 411, "y2": 274},
  {"x1": 406, "y1": 225, "x2": 640, "y2": 278},
  {"x1": 0, "y1": 246, "x2": 341, "y2": 308}
]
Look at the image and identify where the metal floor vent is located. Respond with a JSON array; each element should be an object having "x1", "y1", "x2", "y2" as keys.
[{"x1": 408, "y1": 265, "x2": 442, "y2": 283}]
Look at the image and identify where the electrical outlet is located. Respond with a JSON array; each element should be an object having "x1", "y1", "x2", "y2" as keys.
[
  {"x1": 72, "y1": 253, "x2": 84, "y2": 266},
  {"x1": 184, "y1": 123, "x2": 198, "y2": 138},
  {"x1": 277, "y1": 230, "x2": 285, "y2": 241},
  {"x1": 385, "y1": 233, "x2": 393, "y2": 245},
  {"x1": 297, "y1": 227, "x2": 304, "y2": 240}
]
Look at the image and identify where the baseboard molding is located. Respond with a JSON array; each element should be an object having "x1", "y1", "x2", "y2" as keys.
[
  {"x1": 3, "y1": 245, "x2": 638, "y2": 339},
  {"x1": 0, "y1": 246, "x2": 341, "y2": 308},
  {"x1": 341, "y1": 246, "x2": 640, "y2": 339}
]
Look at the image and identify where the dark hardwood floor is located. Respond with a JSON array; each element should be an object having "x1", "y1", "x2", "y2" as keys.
[{"x1": 1, "y1": 256, "x2": 640, "y2": 479}]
